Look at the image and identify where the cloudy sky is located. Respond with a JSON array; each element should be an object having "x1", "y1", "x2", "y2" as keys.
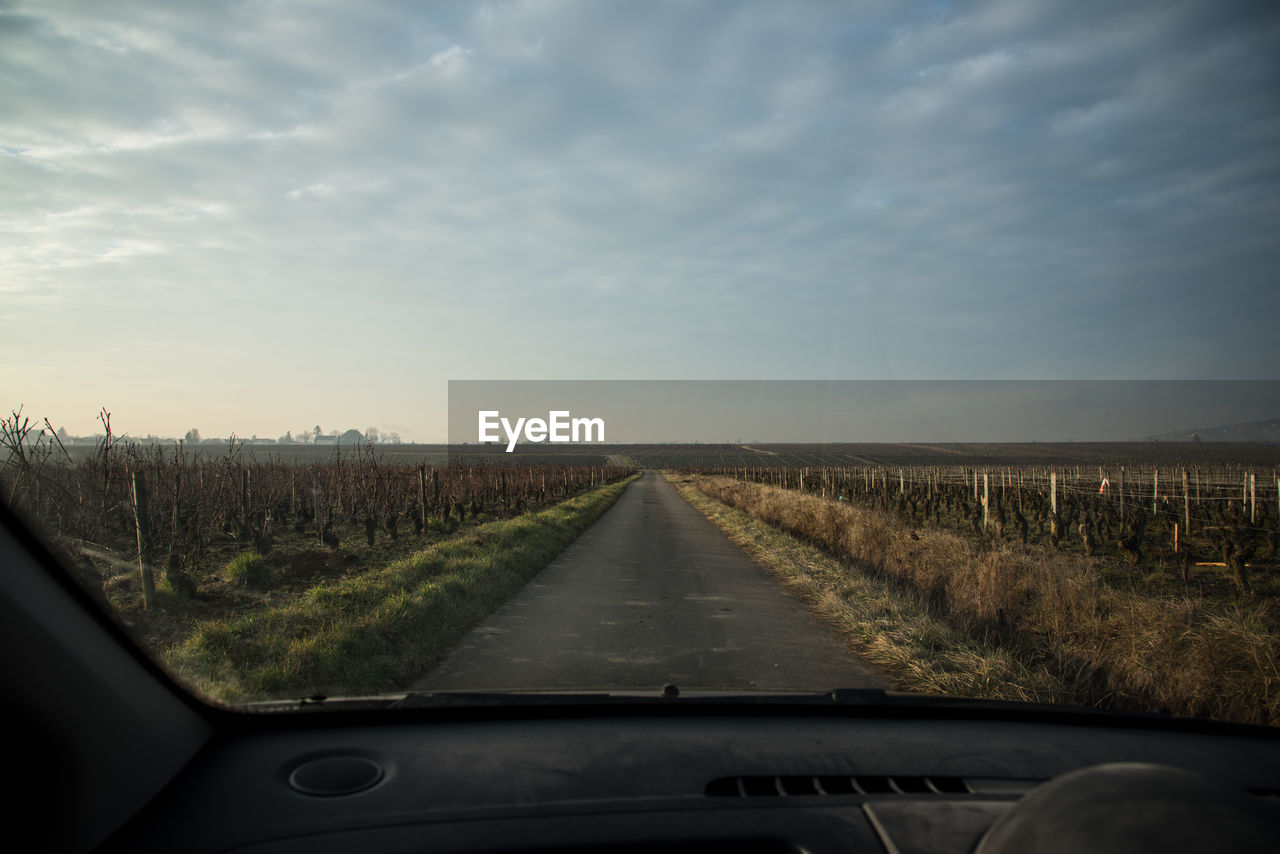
[{"x1": 3, "y1": 1, "x2": 1278, "y2": 441}]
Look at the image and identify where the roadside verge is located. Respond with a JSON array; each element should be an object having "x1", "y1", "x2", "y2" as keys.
[
  {"x1": 670, "y1": 473, "x2": 1279, "y2": 725},
  {"x1": 167, "y1": 473, "x2": 640, "y2": 703},
  {"x1": 668, "y1": 473, "x2": 1084, "y2": 705}
]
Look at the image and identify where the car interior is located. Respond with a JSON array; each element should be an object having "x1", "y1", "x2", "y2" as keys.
[
  {"x1": 5, "y1": 503, "x2": 1278, "y2": 854},
  {"x1": 4, "y1": 3, "x2": 1279, "y2": 853}
]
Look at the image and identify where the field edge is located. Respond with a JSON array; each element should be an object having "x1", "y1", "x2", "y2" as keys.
[{"x1": 163, "y1": 472, "x2": 641, "y2": 704}]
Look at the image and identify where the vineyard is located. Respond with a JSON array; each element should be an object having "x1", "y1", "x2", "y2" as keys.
[
  {"x1": 680, "y1": 462, "x2": 1279, "y2": 595},
  {"x1": 700, "y1": 450, "x2": 1280, "y2": 723},
  {"x1": 5, "y1": 406, "x2": 1280, "y2": 716},
  {"x1": 0, "y1": 411, "x2": 633, "y2": 617},
  {"x1": 674, "y1": 451, "x2": 1280, "y2": 724},
  {"x1": 623, "y1": 441, "x2": 1280, "y2": 470}
]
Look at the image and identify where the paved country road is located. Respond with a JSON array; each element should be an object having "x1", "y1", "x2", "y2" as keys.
[{"x1": 415, "y1": 471, "x2": 885, "y2": 693}]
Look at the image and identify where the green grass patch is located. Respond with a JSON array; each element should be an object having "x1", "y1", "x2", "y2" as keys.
[
  {"x1": 225, "y1": 552, "x2": 272, "y2": 589},
  {"x1": 166, "y1": 474, "x2": 639, "y2": 703}
]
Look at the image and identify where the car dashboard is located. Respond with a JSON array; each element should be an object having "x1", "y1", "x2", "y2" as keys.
[
  {"x1": 103, "y1": 706, "x2": 1280, "y2": 853},
  {"x1": 3, "y1": 508, "x2": 1279, "y2": 854}
]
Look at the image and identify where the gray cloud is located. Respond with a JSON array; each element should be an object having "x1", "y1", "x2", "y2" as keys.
[{"x1": 2, "y1": 0, "x2": 1277, "y2": 437}]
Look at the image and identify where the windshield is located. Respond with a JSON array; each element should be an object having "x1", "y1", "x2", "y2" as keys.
[{"x1": 2, "y1": 1, "x2": 1278, "y2": 726}]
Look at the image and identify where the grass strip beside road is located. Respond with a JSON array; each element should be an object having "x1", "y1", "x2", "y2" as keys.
[
  {"x1": 667, "y1": 474, "x2": 1072, "y2": 704},
  {"x1": 167, "y1": 474, "x2": 640, "y2": 703},
  {"x1": 671, "y1": 473, "x2": 1280, "y2": 725}
]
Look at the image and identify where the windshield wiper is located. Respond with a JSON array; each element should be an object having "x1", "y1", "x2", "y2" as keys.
[
  {"x1": 239, "y1": 686, "x2": 1066, "y2": 712},
  {"x1": 239, "y1": 686, "x2": 874, "y2": 712},
  {"x1": 230, "y1": 688, "x2": 1275, "y2": 737}
]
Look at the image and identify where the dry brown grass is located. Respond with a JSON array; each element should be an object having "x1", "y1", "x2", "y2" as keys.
[
  {"x1": 680, "y1": 474, "x2": 1279, "y2": 726},
  {"x1": 671, "y1": 476, "x2": 1074, "y2": 703}
]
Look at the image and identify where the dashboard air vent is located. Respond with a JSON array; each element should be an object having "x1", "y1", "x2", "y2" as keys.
[{"x1": 706, "y1": 775, "x2": 971, "y2": 797}]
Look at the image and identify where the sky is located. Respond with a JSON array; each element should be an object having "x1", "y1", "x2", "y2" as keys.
[{"x1": 2, "y1": 1, "x2": 1278, "y2": 441}]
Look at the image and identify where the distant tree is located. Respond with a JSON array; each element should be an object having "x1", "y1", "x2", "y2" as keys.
[
  {"x1": 279, "y1": 430, "x2": 295, "y2": 444},
  {"x1": 184, "y1": 428, "x2": 201, "y2": 443},
  {"x1": 56, "y1": 426, "x2": 70, "y2": 442},
  {"x1": 364, "y1": 426, "x2": 380, "y2": 443},
  {"x1": 384, "y1": 431, "x2": 401, "y2": 444},
  {"x1": 314, "y1": 425, "x2": 323, "y2": 440}
]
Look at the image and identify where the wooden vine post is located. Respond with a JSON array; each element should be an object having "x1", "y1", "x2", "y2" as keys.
[
  {"x1": 311, "y1": 469, "x2": 323, "y2": 543},
  {"x1": 982, "y1": 473, "x2": 989, "y2": 530},
  {"x1": 418, "y1": 465, "x2": 428, "y2": 534},
  {"x1": 1182, "y1": 469, "x2": 1190, "y2": 533},
  {"x1": 1249, "y1": 473, "x2": 1256, "y2": 524},
  {"x1": 131, "y1": 471, "x2": 157, "y2": 611},
  {"x1": 1118, "y1": 468, "x2": 1125, "y2": 522},
  {"x1": 241, "y1": 468, "x2": 250, "y2": 531}
]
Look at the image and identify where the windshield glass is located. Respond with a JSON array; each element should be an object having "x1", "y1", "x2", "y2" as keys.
[{"x1": 3, "y1": 1, "x2": 1278, "y2": 725}]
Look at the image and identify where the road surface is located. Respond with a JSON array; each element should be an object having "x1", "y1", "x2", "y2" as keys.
[{"x1": 415, "y1": 471, "x2": 885, "y2": 692}]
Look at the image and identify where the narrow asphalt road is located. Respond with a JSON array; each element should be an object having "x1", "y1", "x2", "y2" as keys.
[{"x1": 415, "y1": 471, "x2": 885, "y2": 692}]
